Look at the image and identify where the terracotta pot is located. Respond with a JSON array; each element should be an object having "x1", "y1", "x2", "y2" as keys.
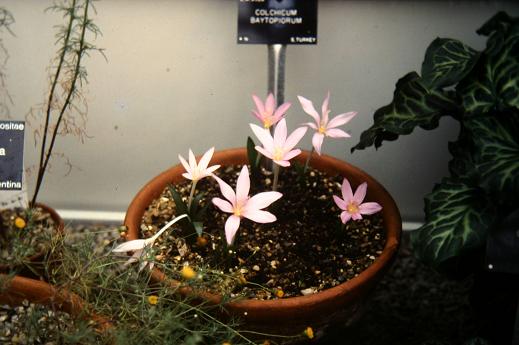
[
  {"x1": 124, "y1": 148, "x2": 402, "y2": 334},
  {"x1": 0, "y1": 202, "x2": 65, "y2": 273},
  {"x1": 0, "y1": 274, "x2": 111, "y2": 332}
]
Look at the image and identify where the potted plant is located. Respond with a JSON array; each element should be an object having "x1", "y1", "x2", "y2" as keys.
[
  {"x1": 121, "y1": 93, "x2": 402, "y2": 338},
  {"x1": 352, "y1": 11, "x2": 519, "y2": 344},
  {"x1": 0, "y1": 0, "x2": 101, "y2": 273}
]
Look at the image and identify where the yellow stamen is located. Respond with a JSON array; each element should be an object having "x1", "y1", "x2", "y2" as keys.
[
  {"x1": 263, "y1": 117, "x2": 272, "y2": 129},
  {"x1": 275, "y1": 289, "x2": 284, "y2": 298},
  {"x1": 318, "y1": 126, "x2": 326, "y2": 134},
  {"x1": 347, "y1": 202, "x2": 359, "y2": 214},
  {"x1": 233, "y1": 207, "x2": 242, "y2": 217},
  {"x1": 273, "y1": 147, "x2": 283, "y2": 161}
]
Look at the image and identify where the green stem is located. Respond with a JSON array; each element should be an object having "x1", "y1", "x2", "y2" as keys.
[
  {"x1": 303, "y1": 147, "x2": 315, "y2": 173},
  {"x1": 272, "y1": 164, "x2": 280, "y2": 191},
  {"x1": 187, "y1": 180, "x2": 198, "y2": 211}
]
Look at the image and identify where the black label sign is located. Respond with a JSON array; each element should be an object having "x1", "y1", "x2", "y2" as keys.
[
  {"x1": 0, "y1": 120, "x2": 25, "y2": 190},
  {"x1": 237, "y1": 0, "x2": 318, "y2": 45}
]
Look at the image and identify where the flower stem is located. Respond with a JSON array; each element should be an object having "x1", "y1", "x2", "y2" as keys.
[
  {"x1": 187, "y1": 180, "x2": 198, "y2": 211},
  {"x1": 303, "y1": 147, "x2": 315, "y2": 173},
  {"x1": 272, "y1": 164, "x2": 280, "y2": 191}
]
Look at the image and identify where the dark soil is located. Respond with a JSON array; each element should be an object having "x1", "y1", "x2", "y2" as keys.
[
  {"x1": 140, "y1": 165, "x2": 386, "y2": 299},
  {"x1": 0, "y1": 206, "x2": 56, "y2": 266}
]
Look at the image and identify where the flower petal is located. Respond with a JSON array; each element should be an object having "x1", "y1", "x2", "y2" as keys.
[
  {"x1": 265, "y1": 93, "x2": 275, "y2": 114},
  {"x1": 182, "y1": 172, "x2": 193, "y2": 180},
  {"x1": 333, "y1": 195, "x2": 347, "y2": 210},
  {"x1": 321, "y1": 91, "x2": 330, "y2": 125},
  {"x1": 325, "y1": 128, "x2": 350, "y2": 138},
  {"x1": 284, "y1": 126, "x2": 307, "y2": 152},
  {"x1": 252, "y1": 110, "x2": 263, "y2": 121},
  {"x1": 252, "y1": 94, "x2": 265, "y2": 114},
  {"x1": 255, "y1": 146, "x2": 274, "y2": 160},
  {"x1": 312, "y1": 132, "x2": 325, "y2": 155},
  {"x1": 244, "y1": 191, "x2": 282, "y2": 211},
  {"x1": 225, "y1": 215, "x2": 241, "y2": 245},
  {"x1": 340, "y1": 211, "x2": 352, "y2": 224},
  {"x1": 113, "y1": 239, "x2": 147, "y2": 253},
  {"x1": 274, "y1": 159, "x2": 291, "y2": 167},
  {"x1": 250, "y1": 123, "x2": 274, "y2": 152},
  {"x1": 273, "y1": 118, "x2": 288, "y2": 148},
  {"x1": 273, "y1": 102, "x2": 291, "y2": 122},
  {"x1": 205, "y1": 165, "x2": 220, "y2": 175},
  {"x1": 178, "y1": 154, "x2": 191, "y2": 173},
  {"x1": 304, "y1": 122, "x2": 318, "y2": 130},
  {"x1": 353, "y1": 182, "x2": 367, "y2": 204},
  {"x1": 212, "y1": 197, "x2": 234, "y2": 213},
  {"x1": 188, "y1": 149, "x2": 196, "y2": 169},
  {"x1": 359, "y1": 202, "x2": 382, "y2": 215},
  {"x1": 236, "y1": 165, "x2": 250, "y2": 205},
  {"x1": 327, "y1": 112, "x2": 357, "y2": 129},
  {"x1": 283, "y1": 149, "x2": 301, "y2": 161},
  {"x1": 198, "y1": 147, "x2": 215, "y2": 170},
  {"x1": 242, "y1": 209, "x2": 277, "y2": 223},
  {"x1": 341, "y1": 178, "x2": 354, "y2": 202},
  {"x1": 351, "y1": 212, "x2": 363, "y2": 221},
  {"x1": 298, "y1": 95, "x2": 321, "y2": 125},
  {"x1": 212, "y1": 174, "x2": 236, "y2": 206}
]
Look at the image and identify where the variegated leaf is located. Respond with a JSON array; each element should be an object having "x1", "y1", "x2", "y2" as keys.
[
  {"x1": 421, "y1": 38, "x2": 480, "y2": 89},
  {"x1": 411, "y1": 179, "x2": 495, "y2": 267}
]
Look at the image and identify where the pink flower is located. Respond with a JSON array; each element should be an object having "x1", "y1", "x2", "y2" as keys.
[
  {"x1": 250, "y1": 118, "x2": 307, "y2": 167},
  {"x1": 333, "y1": 178, "x2": 382, "y2": 224},
  {"x1": 252, "y1": 93, "x2": 291, "y2": 129},
  {"x1": 298, "y1": 93, "x2": 357, "y2": 155},
  {"x1": 212, "y1": 165, "x2": 282, "y2": 245},
  {"x1": 178, "y1": 147, "x2": 220, "y2": 182}
]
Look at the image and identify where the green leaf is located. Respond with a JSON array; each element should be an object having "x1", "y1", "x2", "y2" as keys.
[
  {"x1": 411, "y1": 178, "x2": 496, "y2": 267},
  {"x1": 192, "y1": 222, "x2": 203, "y2": 237},
  {"x1": 468, "y1": 113, "x2": 519, "y2": 196},
  {"x1": 352, "y1": 72, "x2": 458, "y2": 151},
  {"x1": 421, "y1": 38, "x2": 480, "y2": 89},
  {"x1": 447, "y1": 128, "x2": 478, "y2": 185},
  {"x1": 189, "y1": 192, "x2": 205, "y2": 218},
  {"x1": 458, "y1": 20, "x2": 519, "y2": 115},
  {"x1": 168, "y1": 184, "x2": 188, "y2": 215},
  {"x1": 247, "y1": 136, "x2": 261, "y2": 177}
]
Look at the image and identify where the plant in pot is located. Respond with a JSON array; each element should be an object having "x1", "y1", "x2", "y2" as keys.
[
  {"x1": 0, "y1": 0, "x2": 102, "y2": 274},
  {"x1": 121, "y1": 92, "x2": 402, "y2": 340},
  {"x1": 352, "y1": 11, "x2": 519, "y2": 344}
]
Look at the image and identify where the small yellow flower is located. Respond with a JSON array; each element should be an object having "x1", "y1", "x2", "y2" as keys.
[
  {"x1": 147, "y1": 295, "x2": 159, "y2": 305},
  {"x1": 222, "y1": 342, "x2": 232, "y2": 345},
  {"x1": 14, "y1": 217, "x2": 26, "y2": 229},
  {"x1": 275, "y1": 288, "x2": 284, "y2": 298},
  {"x1": 304, "y1": 326, "x2": 314, "y2": 339},
  {"x1": 181, "y1": 266, "x2": 196, "y2": 280}
]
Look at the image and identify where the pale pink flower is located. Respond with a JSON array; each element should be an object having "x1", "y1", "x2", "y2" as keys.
[
  {"x1": 298, "y1": 93, "x2": 357, "y2": 155},
  {"x1": 212, "y1": 165, "x2": 282, "y2": 245},
  {"x1": 333, "y1": 178, "x2": 382, "y2": 224},
  {"x1": 178, "y1": 147, "x2": 220, "y2": 182},
  {"x1": 250, "y1": 118, "x2": 307, "y2": 167},
  {"x1": 112, "y1": 214, "x2": 188, "y2": 271},
  {"x1": 252, "y1": 93, "x2": 291, "y2": 129}
]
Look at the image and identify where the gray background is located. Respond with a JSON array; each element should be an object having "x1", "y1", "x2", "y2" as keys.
[{"x1": 2, "y1": 1, "x2": 518, "y2": 224}]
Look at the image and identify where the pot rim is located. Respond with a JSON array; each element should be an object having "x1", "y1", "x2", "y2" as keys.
[{"x1": 124, "y1": 147, "x2": 402, "y2": 311}]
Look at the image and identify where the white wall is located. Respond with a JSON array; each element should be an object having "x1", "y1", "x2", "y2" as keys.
[{"x1": 2, "y1": 0, "x2": 518, "y2": 223}]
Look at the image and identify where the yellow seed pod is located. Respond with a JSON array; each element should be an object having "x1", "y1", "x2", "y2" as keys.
[
  {"x1": 14, "y1": 217, "x2": 26, "y2": 229},
  {"x1": 304, "y1": 326, "x2": 314, "y2": 339},
  {"x1": 147, "y1": 295, "x2": 159, "y2": 305},
  {"x1": 196, "y1": 236, "x2": 208, "y2": 247},
  {"x1": 181, "y1": 266, "x2": 196, "y2": 280},
  {"x1": 275, "y1": 289, "x2": 284, "y2": 298}
]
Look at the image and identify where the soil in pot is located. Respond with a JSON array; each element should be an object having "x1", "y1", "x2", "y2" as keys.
[
  {"x1": 0, "y1": 205, "x2": 60, "y2": 269},
  {"x1": 139, "y1": 164, "x2": 386, "y2": 300}
]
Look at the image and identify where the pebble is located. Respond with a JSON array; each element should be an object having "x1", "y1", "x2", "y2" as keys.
[{"x1": 252, "y1": 265, "x2": 260, "y2": 271}]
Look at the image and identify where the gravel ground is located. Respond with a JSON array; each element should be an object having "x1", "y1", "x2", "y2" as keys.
[{"x1": 1, "y1": 226, "x2": 481, "y2": 345}]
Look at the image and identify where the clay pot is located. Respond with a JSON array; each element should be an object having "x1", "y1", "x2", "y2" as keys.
[
  {"x1": 0, "y1": 274, "x2": 111, "y2": 332},
  {"x1": 124, "y1": 148, "x2": 402, "y2": 334},
  {"x1": 0, "y1": 203, "x2": 65, "y2": 273}
]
